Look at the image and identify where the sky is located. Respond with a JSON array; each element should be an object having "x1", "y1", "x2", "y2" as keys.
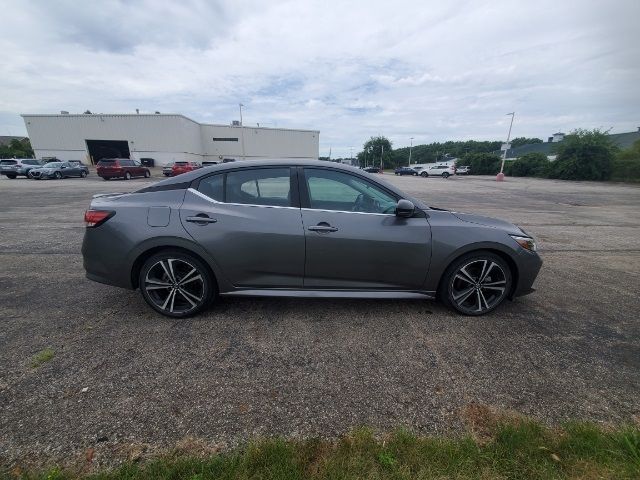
[{"x1": 1, "y1": 0, "x2": 638, "y2": 157}]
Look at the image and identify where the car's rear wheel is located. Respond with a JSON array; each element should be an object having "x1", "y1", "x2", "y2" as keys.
[
  {"x1": 124, "y1": 171, "x2": 132, "y2": 180},
  {"x1": 441, "y1": 251, "x2": 512, "y2": 316},
  {"x1": 139, "y1": 250, "x2": 215, "y2": 318},
  {"x1": 442, "y1": 172, "x2": 450, "y2": 178},
  {"x1": 6, "y1": 174, "x2": 16, "y2": 179},
  {"x1": 420, "y1": 172, "x2": 428, "y2": 178}
]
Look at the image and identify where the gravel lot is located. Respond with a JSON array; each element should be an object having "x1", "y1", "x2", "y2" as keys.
[{"x1": 1, "y1": 170, "x2": 639, "y2": 468}]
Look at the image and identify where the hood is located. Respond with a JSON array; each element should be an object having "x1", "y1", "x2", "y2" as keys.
[{"x1": 451, "y1": 212, "x2": 523, "y2": 235}]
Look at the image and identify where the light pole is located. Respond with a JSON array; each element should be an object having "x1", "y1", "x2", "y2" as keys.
[
  {"x1": 497, "y1": 112, "x2": 515, "y2": 181},
  {"x1": 239, "y1": 103, "x2": 246, "y2": 161},
  {"x1": 350, "y1": 146, "x2": 353, "y2": 165},
  {"x1": 408, "y1": 137, "x2": 414, "y2": 166}
]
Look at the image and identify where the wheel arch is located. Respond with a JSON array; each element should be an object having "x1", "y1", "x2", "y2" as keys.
[
  {"x1": 436, "y1": 247, "x2": 520, "y2": 300},
  {"x1": 130, "y1": 244, "x2": 219, "y2": 291}
]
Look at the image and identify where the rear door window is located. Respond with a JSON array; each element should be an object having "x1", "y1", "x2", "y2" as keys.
[
  {"x1": 1, "y1": 160, "x2": 17, "y2": 165},
  {"x1": 226, "y1": 168, "x2": 291, "y2": 207}
]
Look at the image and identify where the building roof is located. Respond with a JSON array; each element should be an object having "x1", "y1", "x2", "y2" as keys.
[
  {"x1": 20, "y1": 113, "x2": 319, "y2": 134},
  {"x1": 500, "y1": 129, "x2": 640, "y2": 158}
]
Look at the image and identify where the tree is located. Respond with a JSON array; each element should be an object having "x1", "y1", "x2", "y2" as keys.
[
  {"x1": 510, "y1": 137, "x2": 543, "y2": 148},
  {"x1": 462, "y1": 152, "x2": 502, "y2": 175},
  {"x1": 360, "y1": 136, "x2": 393, "y2": 169},
  {"x1": 610, "y1": 140, "x2": 640, "y2": 182},
  {"x1": 548, "y1": 129, "x2": 616, "y2": 181},
  {"x1": 0, "y1": 138, "x2": 34, "y2": 158},
  {"x1": 510, "y1": 152, "x2": 550, "y2": 177}
]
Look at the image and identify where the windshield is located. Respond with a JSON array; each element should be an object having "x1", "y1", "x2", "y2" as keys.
[{"x1": 43, "y1": 162, "x2": 62, "y2": 168}]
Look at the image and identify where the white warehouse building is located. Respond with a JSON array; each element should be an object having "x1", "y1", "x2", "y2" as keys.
[{"x1": 21, "y1": 113, "x2": 319, "y2": 166}]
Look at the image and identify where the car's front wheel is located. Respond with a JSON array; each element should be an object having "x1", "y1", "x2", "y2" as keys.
[
  {"x1": 80, "y1": 171, "x2": 87, "y2": 178},
  {"x1": 441, "y1": 251, "x2": 512, "y2": 316},
  {"x1": 139, "y1": 250, "x2": 215, "y2": 318},
  {"x1": 144, "y1": 170, "x2": 151, "y2": 178},
  {"x1": 54, "y1": 172, "x2": 62, "y2": 179}
]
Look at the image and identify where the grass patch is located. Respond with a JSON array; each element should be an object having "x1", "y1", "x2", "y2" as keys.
[
  {"x1": 6, "y1": 422, "x2": 640, "y2": 479},
  {"x1": 30, "y1": 348, "x2": 55, "y2": 368}
]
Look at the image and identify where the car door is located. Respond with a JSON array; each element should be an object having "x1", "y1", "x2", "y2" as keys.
[
  {"x1": 180, "y1": 167, "x2": 306, "y2": 288},
  {"x1": 299, "y1": 167, "x2": 431, "y2": 290}
]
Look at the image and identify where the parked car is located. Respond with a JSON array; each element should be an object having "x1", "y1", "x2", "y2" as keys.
[
  {"x1": 456, "y1": 165, "x2": 471, "y2": 175},
  {"x1": 418, "y1": 164, "x2": 456, "y2": 178},
  {"x1": 162, "y1": 162, "x2": 175, "y2": 177},
  {"x1": 97, "y1": 158, "x2": 151, "y2": 180},
  {"x1": 29, "y1": 161, "x2": 89, "y2": 179},
  {"x1": 171, "y1": 161, "x2": 202, "y2": 176},
  {"x1": 0, "y1": 159, "x2": 43, "y2": 179},
  {"x1": 68, "y1": 160, "x2": 90, "y2": 176},
  {"x1": 394, "y1": 166, "x2": 418, "y2": 176},
  {"x1": 82, "y1": 160, "x2": 542, "y2": 318},
  {"x1": 202, "y1": 161, "x2": 219, "y2": 167},
  {"x1": 363, "y1": 166, "x2": 380, "y2": 173}
]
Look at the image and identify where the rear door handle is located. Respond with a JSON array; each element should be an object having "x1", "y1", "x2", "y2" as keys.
[
  {"x1": 308, "y1": 224, "x2": 338, "y2": 233},
  {"x1": 186, "y1": 215, "x2": 217, "y2": 224}
]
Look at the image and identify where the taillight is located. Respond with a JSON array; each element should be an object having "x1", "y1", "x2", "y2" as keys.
[{"x1": 84, "y1": 210, "x2": 115, "y2": 227}]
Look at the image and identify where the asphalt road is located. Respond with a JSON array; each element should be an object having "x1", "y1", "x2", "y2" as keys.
[{"x1": 1, "y1": 171, "x2": 639, "y2": 467}]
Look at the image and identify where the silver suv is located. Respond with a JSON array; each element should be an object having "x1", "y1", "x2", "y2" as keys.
[{"x1": 0, "y1": 159, "x2": 43, "y2": 179}]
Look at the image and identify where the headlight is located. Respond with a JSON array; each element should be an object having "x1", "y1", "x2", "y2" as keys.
[{"x1": 510, "y1": 235, "x2": 537, "y2": 252}]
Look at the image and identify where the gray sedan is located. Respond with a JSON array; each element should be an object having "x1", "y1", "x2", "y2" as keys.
[
  {"x1": 82, "y1": 160, "x2": 542, "y2": 318},
  {"x1": 29, "y1": 161, "x2": 88, "y2": 179}
]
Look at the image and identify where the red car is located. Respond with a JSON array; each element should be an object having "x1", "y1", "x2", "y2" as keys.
[
  {"x1": 171, "y1": 161, "x2": 202, "y2": 176},
  {"x1": 97, "y1": 158, "x2": 151, "y2": 180}
]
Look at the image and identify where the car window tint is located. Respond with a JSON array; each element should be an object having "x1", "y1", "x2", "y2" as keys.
[
  {"x1": 304, "y1": 168, "x2": 397, "y2": 214},
  {"x1": 226, "y1": 168, "x2": 291, "y2": 207},
  {"x1": 198, "y1": 174, "x2": 224, "y2": 202}
]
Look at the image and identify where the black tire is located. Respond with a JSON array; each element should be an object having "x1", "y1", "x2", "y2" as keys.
[
  {"x1": 139, "y1": 250, "x2": 216, "y2": 318},
  {"x1": 6, "y1": 174, "x2": 16, "y2": 179},
  {"x1": 144, "y1": 170, "x2": 151, "y2": 178},
  {"x1": 124, "y1": 171, "x2": 132, "y2": 180},
  {"x1": 420, "y1": 172, "x2": 428, "y2": 178},
  {"x1": 80, "y1": 171, "x2": 87, "y2": 178},
  {"x1": 440, "y1": 251, "x2": 512, "y2": 316},
  {"x1": 103, "y1": 177, "x2": 109, "y2": 181},
  {"x1": 54, "y1": 171, "x2": 62, "y2": 179},
  {"x1": 442, "y1": 172, "x2": 450, "y2": 179}
]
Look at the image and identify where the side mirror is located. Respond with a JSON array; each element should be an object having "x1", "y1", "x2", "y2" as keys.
[{"x1": 395, "y1": 199, "x2": 415, "y2": 218}]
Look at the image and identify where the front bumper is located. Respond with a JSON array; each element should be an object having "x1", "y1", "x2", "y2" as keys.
[{"x1": 511, "y1": 249, "x2": 543, "y2": 298}]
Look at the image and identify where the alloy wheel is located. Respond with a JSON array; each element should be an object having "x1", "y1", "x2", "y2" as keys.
[
  {"x1": 143, "y1": 258, "x2": 206, "y2": 315},
  {"x1": 450, "y1": 259, "x2": 508, "y2": 314}
]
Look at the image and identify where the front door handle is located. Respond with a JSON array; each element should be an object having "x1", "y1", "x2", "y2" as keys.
[
  {"x1": 308, "y1": 224, "x2": 338, "y2": 233},
  {"x1": 186, "y1": 215, "x2": 217, "y2": 224}
]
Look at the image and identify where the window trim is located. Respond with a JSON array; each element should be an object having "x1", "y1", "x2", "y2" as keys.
[{"x1": 298, "y1": 166, "x2": 400, "y2": 215}]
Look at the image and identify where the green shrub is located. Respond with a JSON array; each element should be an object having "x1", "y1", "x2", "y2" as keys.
[
  {"x1": 463, "y1": 152, "x2": 502, "y2": 175},
  {"x1": 548, "y1": 129, "x2": 616, "y2": 181},
  {"x1": 611, "y1": 140, "x2": 640, "y2": 182},
  {"x1": 510, "y1": 152, "x2": 550, "y2": 177}
]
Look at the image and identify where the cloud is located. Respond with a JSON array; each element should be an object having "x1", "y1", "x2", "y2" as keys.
[{"x1": 0, "y1": 0, "x2": 638, "y2": 157}]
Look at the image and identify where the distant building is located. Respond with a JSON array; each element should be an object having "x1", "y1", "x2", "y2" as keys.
[
  {"x1": 21, "y1": 113, "x2": 319, "y2": 166},
  {"x1": 499, "y1": 128, "x2": 640, "y2": 160}
]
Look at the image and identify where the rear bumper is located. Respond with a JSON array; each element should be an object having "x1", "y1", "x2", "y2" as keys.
[{"x1": 82, "y1": 226, "x2": 135, "y2": 289}]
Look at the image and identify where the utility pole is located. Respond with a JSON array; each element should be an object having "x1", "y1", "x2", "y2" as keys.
[
  {"x1": 380, "y1": 144, "x2": 384, "y2": 172},
  {"x1": 239, "y1": 103, "x2": 246, "y2": 161},
  {"x1": 497, "y1": 112, "x2": 515, "y2": 181},
  {"x1": 408, "y1": 137, "x2": 414, "y2": 166},
  {"x1": 350, "y1": 146, "x2": 353, "y2": 165}
]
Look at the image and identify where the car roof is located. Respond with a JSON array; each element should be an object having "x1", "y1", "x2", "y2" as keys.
[{"x1": 136, "y1": 159, "x2": 424, "y2": 205}]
